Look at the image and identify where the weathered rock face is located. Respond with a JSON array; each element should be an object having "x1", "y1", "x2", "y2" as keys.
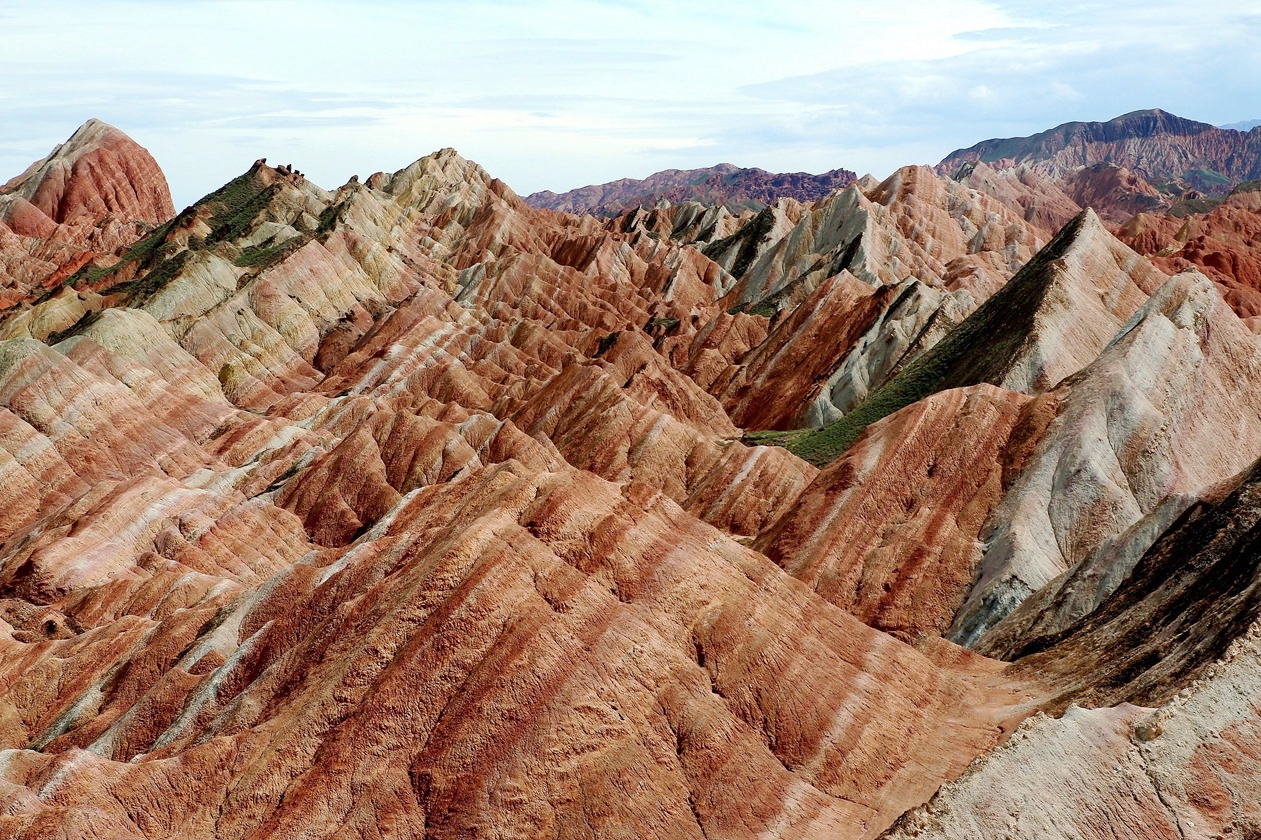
[
  {"x1": 0, "y1": 460, "x2": 1041, "y2": 840},
  {"x1": 0, "y1": 137, "x2": 1061, "y2": 840},
  {"x1": 2, "y1": 115, "x2": 1261, "y2": 840},
  {"x1": 682, "y1": 164, "x2": 1052, "y2": 438},
  {"x1": 954, "y1": 160, "x2": 1084, "y2": 232},
  {"x1": 1060, "y1": 163, "x2": 1168, "y2": 222},
  {"x1": 760, "y1": 384, "x2": 1039, "y2": 641},
  {"x1": 778, "y1": 209, "x2": 1164, "y2": 466},
  {"x1": 525, "y1": 163, "x2": 857, "y2": 216},
  {"x1": 884, "y1": 639, "x2": 1261, "y2": 840},
  {"x1": 1011, "y1": 453, "x2": 1261, "y2": 708},
  {"x1": 886, "y1": 458, "x2": 1261, "y2": 839}
]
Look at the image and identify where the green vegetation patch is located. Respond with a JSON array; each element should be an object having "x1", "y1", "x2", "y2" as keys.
[
  {"x1": 728, "y1": 293, "x2": 784, "y2": 319},
  {"x1": 766, "y1": 210, "x2": 1088, "y2": 467},
  {"x1": 746, "y1": 299, "x2": 778, "y2": 318},
  {"x1": 1182, "y1": 167, "x2": 1234, "y2": 188},
  {"x1": 118, "y1": 220, "x2": 176, "y2": 264},
  {"x1": 62, "y1": 217, "x2": 178, "y2": 291},
  {"x1": 235, "y1": 235, "x2": 306, "y2": 269},
  {"x1": 742, "y1": 427, "x2": 812, "y2": 450},
  {"x1": 593, "y1": 331, "x2": 621, "y2": 358},
  {"x1": 316, "y1": 200, "x2": 347, "y2": 237},
  {"x1": 103, "y1": 250, "x2": 192, "y2": 299},
  {"x1": 643, "y1": 316, "x2": 681, "y2": 336},
  {"x1": 703, "y1": 205, "x2": 776, "y2": 279},
  {"x1": 1169, "y1": 197, "x2": 1224, "y2": 218},
  {"x1": 199, "y1": 166, "x2": 279, "y2": 245},
  {"x1": 45, "y1": 310, "x2": 102, "y2": 345}
]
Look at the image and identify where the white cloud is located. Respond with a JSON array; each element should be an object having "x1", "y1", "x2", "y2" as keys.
[{"x1": 0, "y1": 0, "x2": 1257, "y2": 206}]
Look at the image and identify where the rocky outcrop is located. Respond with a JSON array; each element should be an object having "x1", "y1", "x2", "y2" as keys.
[
  {"x1": 526, "y1": 163, "x2": 857, "y2": 216},
  {"x1": 781, "y1": 209, "x2": 1163, "y2": 465},
  {"x1": 953, "y1": 160, "x2": 1083, "y2": 232},
  {"x1": 1, "y1": 119, "x2": 173, "y2": 235},
  {"x1": 687, "y1": 164, "x2": 1050, "y2": 437},
  {"x1": 1060, "y1": 163, "x2": 1168, "y2": 221},
  {"x1": 886, "y1": 456, "x2": 1261, "y2": 839},
  {"x1": 884, "y1": 634, "x2": 1261, "y2": 840},
  {"x1": 760, "y1": 384, "x2": 1040, "y2": 641}
]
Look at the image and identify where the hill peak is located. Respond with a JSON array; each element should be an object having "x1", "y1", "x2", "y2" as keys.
[{"x1": 1, "y1": 118, "x2": 174, "y2": 227}]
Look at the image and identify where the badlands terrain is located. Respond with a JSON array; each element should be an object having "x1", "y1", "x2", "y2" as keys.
[{"x1": 0, "y1": 110, "x2": 1258, "y2": 838}]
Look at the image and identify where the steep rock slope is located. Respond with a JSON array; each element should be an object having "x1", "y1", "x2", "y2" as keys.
[
  {"x1": 884, "y1": 640, "x2": 1261, "y2": 840},
  {"x1": 1116, "y1": 182, "x2": 1261, "y2": 319},
  {"x1": 886, "y1": 457, "x2": 1261, "y2": 839},
  {"x1": 0, "y1": 461, "x2": 1036, "y2": 840},
  {"x1": 1011, "y1": 454, "x2": 1261, "y2": 707},
  {"x1": 781, "y1": 209, "x2": 1164, "y2": 465},
  {"x1": 952, "y1": 269, "x2": 1261, "y2": 646},
  {"x1": 952, "y1": 160, "x2": 1083, "y2": 231},
  {"x1": 1059, "y1": 163, "x2": 1169, "y2": 221},
  {"x1": 690, "y1": 164, "x2": 1050, "y2": 433},
  {"x1": 1, "y1": 119, "x2": 173, "y2": 229},
  {"x1": 759, "y1": 384, "x2": 1043, "y2": 641}
]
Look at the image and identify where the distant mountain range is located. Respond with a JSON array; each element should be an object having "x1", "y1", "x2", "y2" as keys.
[
  {"x1": 939, "y1": 108, "x2": 1261, "y2": 196},
  {"x1": 525, "y1": 163, "x2": 856, "y2": 216},
  {"x1": 531, "y1": 109, "x2": 1261, "y2": 222}
]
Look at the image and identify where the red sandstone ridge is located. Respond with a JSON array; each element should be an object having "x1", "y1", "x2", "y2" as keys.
[
  {"x1": 1, "y1": 115, "x2": 1261, "y2": 839},
  {"x1": 1059, "y1": 163, "x2": 1168, "y2": 222},
  {"x1": 1114, "y1": 183, "x2": 1261, "y2": 319}
]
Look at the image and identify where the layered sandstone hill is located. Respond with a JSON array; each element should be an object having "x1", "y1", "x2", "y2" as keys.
[
  {"x1": 2, "y1": 117, "x2": 1261, "y2": 839},
  {"x1": 525, "y1": 163, "x2": 857, "y2": 216},
  {"x1": 1, "y1": 119, "x2": 173, "y2": 231},
  {"x1": 0, "y1": 134, "x2": 1045, "y2": 840},
  {"x1": 0, "y1": 121, "x2": 174, "y2": 306}
]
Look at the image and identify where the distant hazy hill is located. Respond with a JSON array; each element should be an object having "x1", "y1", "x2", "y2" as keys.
[
  {"x1": 525, "y1": 163, "x2": 857, "y2": 216},
  {"x1": 1221, "y1": 118, "x2": 1261, "y2": 131},
  {"x1": 940, "y1": 109, "x2": 1261, "y2": 195}
]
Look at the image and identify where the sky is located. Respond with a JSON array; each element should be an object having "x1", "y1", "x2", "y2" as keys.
[{"x1": 1, "y1": 0, "x2": 1259, "y2": 208}]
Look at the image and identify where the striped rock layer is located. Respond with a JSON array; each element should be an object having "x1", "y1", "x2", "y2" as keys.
[{"x1": 0, "y1": 117, "x2": 1259, "y2": 839}]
